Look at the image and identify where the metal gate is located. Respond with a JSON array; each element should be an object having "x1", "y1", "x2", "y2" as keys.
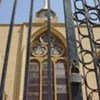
[
  {"x1": 0, "y1": 0, "x2": 100, "y2": 100},
  {"x1": 72, "y1": 0, "x2": 100, "y2": 99}
]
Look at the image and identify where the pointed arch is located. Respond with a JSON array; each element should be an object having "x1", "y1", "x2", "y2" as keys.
[
  {"x1": 31, "y1": 25, "x2": 67, "y2": 48},
  {"x1": 28, "y1": 25, "x2": 70, "y2": 100}
]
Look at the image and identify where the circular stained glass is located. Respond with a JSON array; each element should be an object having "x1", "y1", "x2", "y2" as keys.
[
  {"x1": 31, "y1": 34, "x2": 65, "y2": 57},
  {"x1": 51, "y1": 44, "x2": 65, "y2": 57},
  {"x1": 32, "y1": 44, "x2": 47, "y2": 57}
]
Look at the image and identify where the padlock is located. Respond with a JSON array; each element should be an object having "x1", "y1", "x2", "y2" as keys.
[
  {"x1": 69, "y1": 64, "x2": 82, "y2": 83},
  {"x1": 69, "y1": 73, "x2": 82, "y2": 83}
]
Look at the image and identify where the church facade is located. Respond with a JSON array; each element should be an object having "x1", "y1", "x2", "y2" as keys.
[{"x1": 0, "y1": 0, "x2": 100, "y2": 100}]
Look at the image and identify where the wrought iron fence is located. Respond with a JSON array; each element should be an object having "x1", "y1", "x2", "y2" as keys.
[
  {"x1": 72, "y1": 0, "x2": 100, "y2": 99},
  {"x1": 0, "y1": 0, "x2": 100, "y2": 100}
]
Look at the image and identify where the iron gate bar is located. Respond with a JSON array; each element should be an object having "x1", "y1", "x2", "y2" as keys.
[
  {"x1": 23, "y1": 0, "x2": 34, "y2": 100},
  {"x1": 63, "y1": 0, "x2": 83, "y2": 100},
  {"x1": 0, "y1": 0, "x2": 2, "y2": 4},
  {"x1": 47, "y1": 0, "x2": 53, "y2": 100},
  {"x1": 0, "y1": 0, "x2": 18, "y2": 100}
]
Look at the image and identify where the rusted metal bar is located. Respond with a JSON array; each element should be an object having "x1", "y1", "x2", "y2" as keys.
[
  {"x1": 0, "y1": 0, "x2": 18, "y2": 100},
  {"x1": 47, "y1": 0, "x2": 53, "y2": 100},
  {"x1": 23, "y1": 0, "x2": 34, "y2": 100},
  {"x1": 63, "y1": 0, "x2": 83, "y2": 99}
]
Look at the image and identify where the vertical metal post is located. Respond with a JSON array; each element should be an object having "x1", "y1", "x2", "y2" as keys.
[
  {"x1": 0, "y1": 0, "x2": 2, "y2": 4},
  {"x1": 63, "y1": 0, "x2": 83, "y2": 100},
  {"x1": 47, "y1": 0, "x2": 53, "y2": 100},
  {"x1": 0, "y1": 0, "x2": 18, "y2": 100},
  {"x1": 23, "y1": 0, "x2": 34, "y2": 100}
]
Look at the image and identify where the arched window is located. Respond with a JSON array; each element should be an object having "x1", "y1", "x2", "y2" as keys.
[{"x1": 28, "y1": 32, "x2": 69, "y2": 100}]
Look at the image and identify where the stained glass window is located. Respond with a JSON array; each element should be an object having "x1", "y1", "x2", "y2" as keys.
[
  {"x1": 28, "y1": 33, "x2": 69, "y2": 100},
  {"x1": 42, "y1": 61, "x2": 54, "y2": 100},
  {"x1": 56, "y1": 61, "x2": 68, "y2": 100},
  {"x1": 28, "y1": 62, "x2": 40, "y2": 100}
]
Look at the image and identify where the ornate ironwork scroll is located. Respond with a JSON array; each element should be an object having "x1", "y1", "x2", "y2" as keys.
[
  {"x1": 0, "y1": 0, "x2": 18, "y2": 100},
  {"x1": 72, "y1": 0, "x2": 100, "y2": 99}
]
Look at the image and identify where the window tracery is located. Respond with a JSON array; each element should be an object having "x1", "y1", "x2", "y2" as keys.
[
  {"x1": 31, "y1": 33, "x2": 65, "y2": 57},
  {"x1": 28, "y1": 33, "x2": 69, "y2": 100}
]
